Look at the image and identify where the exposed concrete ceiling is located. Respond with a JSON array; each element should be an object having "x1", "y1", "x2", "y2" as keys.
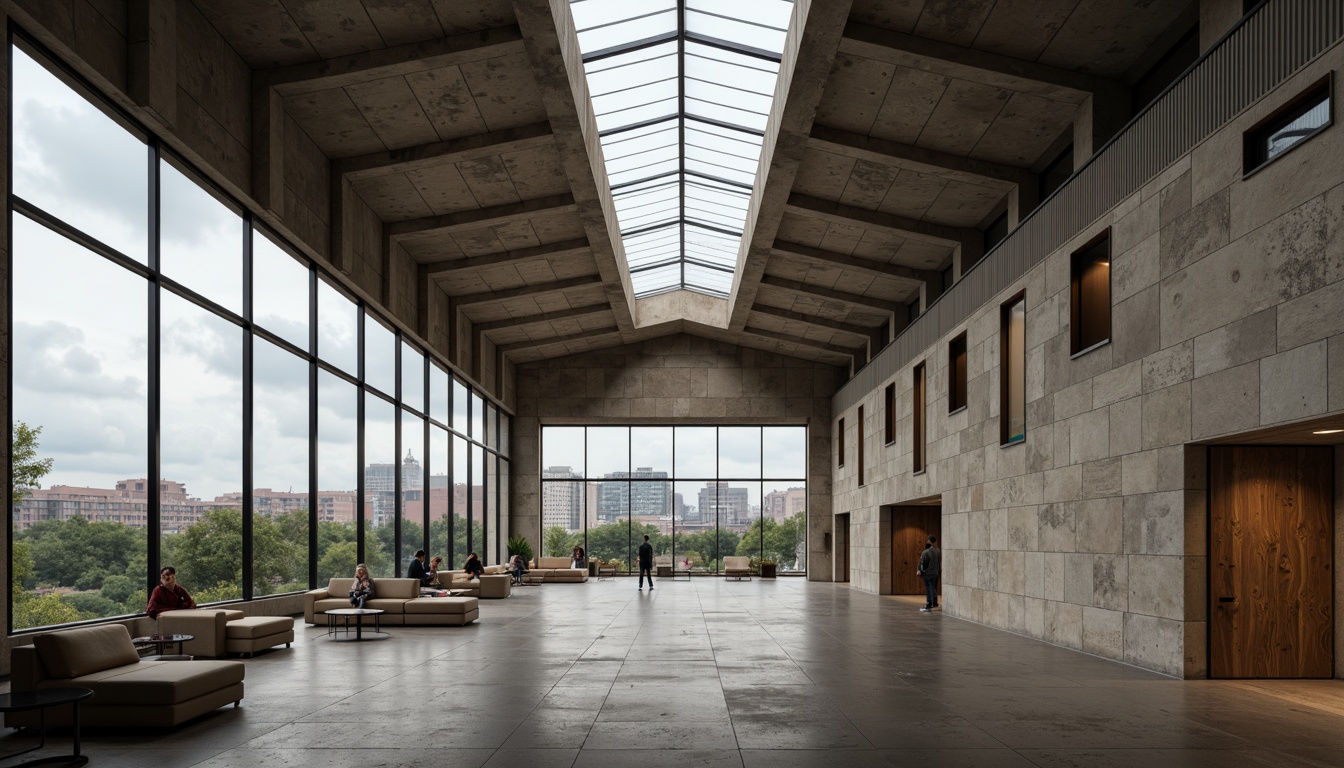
[{"x1": 197, "y1": 0, "x2": 1194, "y2": 381}]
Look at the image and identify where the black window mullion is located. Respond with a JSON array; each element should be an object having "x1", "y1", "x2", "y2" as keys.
[
  {"x1": 146, "y1": 138, "x2": 161, "y2": 598},
  {"x1": 393, "y1": 336, "x2": 402, "y2": 579},
  {"x1": 423, "y1": 357, "x2": 431, "y2": 558},
  {"x1": 356, "y1": 309, "x2": 366, "y2": 566},
  {"x1": 307, "y1": 264, "x2": 318, "y2": 589},
  {"x1": 241, "y1": 213, "x2": 254, "y2": 601}
]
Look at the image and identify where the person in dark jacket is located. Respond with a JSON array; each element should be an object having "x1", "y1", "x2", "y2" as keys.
[
  {"x1": 637, "y1": 535, "x2": 654, "y2": 590},
  {"x1": 917, "y1": 535, "x2": 941, "y2": 612},
  {"x1": 146, "y1": 566, "x2": 195, "y2": 619},
  {"x1": 407, "y1": 549, "x2": 440, "y2": 586},
  {"x1": 463, "y1": 552, "x2": 484, "y2": 580}
]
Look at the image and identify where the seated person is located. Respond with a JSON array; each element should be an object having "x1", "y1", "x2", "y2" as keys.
[
  {"x1": 463, "y1": 552, "x2": 484, "y2": 581},
  {"x1": 509, "y1": 554, "x2": 529, "y2": 584},
  {"x1": 571, "y1": 546, "x2": 587, "y2": 570},
  {"x1": 349, "y1": 563, "x2": 374, "y2": 608},
  {"x1": 407, "y1": 549, "x2": 440, "y2": 585},
  {"x1": 146, "y1": 565, "x2": 196, "y2": 620}
]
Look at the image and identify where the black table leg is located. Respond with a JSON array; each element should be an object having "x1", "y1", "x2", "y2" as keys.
[
  {"x1": 354, "y1": 615, "x2": 362, "y2": 641},
  {"x1": 72, "y1": 701, "x2": 80, "y2": 759}
]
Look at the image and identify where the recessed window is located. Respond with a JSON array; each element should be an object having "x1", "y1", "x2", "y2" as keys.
[
  {"x1": 913, "y1": 362, "x2": 926, "y2": 474},
  {"x1": 1070, "y1": 230, "x2": 1111, "y2": 355},
  {"x1": 948, "y1": 334, "x2": 968, "y2": 413},
  {"x1": 1000, "y1": 294, "x2": 1026, "y2": 446},
  {"x1": 907, "y1": 300, "x2": 920, "y2": 324},
  {"x1": 1244, "y1": 75, "x2": 1332, "y2": 174},
  {"x1": 884, "y1": 383, "x2": 896, "y2": 445},
  {"x1": 837, "y1": 418, "x2": 845, "y2": 467},
  {"x1": 983, "y1": 210, "x2": 1009, "y2": 256},
  {"x1": 857, "y1": 406, "x2": 865, "y2": 487},
  {"x1": 1039, "y1": 144, "x2": 1073, "y2": 201}
]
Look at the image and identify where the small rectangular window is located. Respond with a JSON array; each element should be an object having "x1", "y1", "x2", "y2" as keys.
[
  {"x1": 837, "y1": 418, "x2": 845, "y2": 467},
  {"x1": 1070, "y1": 230, "x2": 1111, "y2": 355},
  {"x1": 1039, "y1": 144, "x2": 1073, "y2": 201},
  {"x1": 983, "y1": 210, "x2": 1009, "y2": 256},
  {"x1": 857, "y1": 405, "x2": 865, "y2": 487},
  {"x1": 948, "y1": 333, "x2": 968, "y2": 413},
  {"x1": 1000, "y1": 294, "x2": 1026, "y2": 446},
  {"x1": 884, "y1": 382, "x2": 896, "y2": 445},
  {"x1": 1244, "y1": 75, "x2": 1332, "y2": 174},
  {"x1": 912, "y1": 362, "x2": 926, "y2": 474}
]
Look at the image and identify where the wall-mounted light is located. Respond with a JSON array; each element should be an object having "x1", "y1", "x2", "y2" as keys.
[{"x1": 1312, "y1": 429, "x2": 1343, "y2": 434}]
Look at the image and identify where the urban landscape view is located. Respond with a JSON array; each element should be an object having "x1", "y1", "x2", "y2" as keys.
[{"x1": 540, "y1": 426, "x2": 808, "y2": 574}]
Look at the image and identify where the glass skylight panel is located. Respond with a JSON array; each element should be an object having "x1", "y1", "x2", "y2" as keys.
[{"x1": 573, "y1": 0, "x2": 793, "y2": 299}]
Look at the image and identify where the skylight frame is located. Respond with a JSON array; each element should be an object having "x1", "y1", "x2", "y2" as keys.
[{"x1": 572, "y1": 0, "x2": 793, "y2": 299}]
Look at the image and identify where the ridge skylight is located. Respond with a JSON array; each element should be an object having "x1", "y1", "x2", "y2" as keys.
[{"x1": 570, "y1": 0, "x2": 794, "y2": 298}]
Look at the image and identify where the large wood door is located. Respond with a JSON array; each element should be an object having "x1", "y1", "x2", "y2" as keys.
[
  {"x1": 891, "y1": 506, "x2": 941, "y2": 595},
  {"x1": 836, "y1": 514, "x2": 850, "y2": 583},
  {"x1": 1210, "y1": 446, "x2": 1334, "y2": 678}
]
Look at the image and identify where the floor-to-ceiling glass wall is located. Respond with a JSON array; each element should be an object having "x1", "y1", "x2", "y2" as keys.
[
  {"x1": 7, "y1": 37, "x2": 511, "y2": 632},
  {"x1": 539, "y1": 426, "x2": 807, "y2": 576}
]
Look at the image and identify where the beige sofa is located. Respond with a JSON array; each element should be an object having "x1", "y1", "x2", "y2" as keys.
[
  {"x1": 304, "y1": 577, "x2": 478, "y2": 625},
  {"x1": 7, "y1": 624, "x2": 244, "y2": 728},
  {"x1": 158, "y1": 609, "x2": 295, "y2": 658},
  {"x1": 526, "y1": 557, "x2": 589, "y2": 583},
  {"x1": 435, "y1": 564, "x2": 512, "y2": 598},
  {"x1": 724, "y1": 556, "x2": 752, "y2": 580}
]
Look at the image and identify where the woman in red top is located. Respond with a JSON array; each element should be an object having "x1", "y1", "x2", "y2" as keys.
[{"x1": 146, "y1": 566, "x2": 196, "y2": 619}]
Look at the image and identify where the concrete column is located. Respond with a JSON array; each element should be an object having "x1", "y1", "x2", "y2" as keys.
[
  {"x1": 1073, "y1": 88, "x2": 1131, "y2": 166},
  {"x1": 128, "y1": 0, "x2": 176, "y2": 128}
]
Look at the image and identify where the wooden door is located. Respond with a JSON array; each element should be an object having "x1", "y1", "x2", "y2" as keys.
[
  {"x1": 891, "y1": 506, "x2": 940, "y2": 595},
  {"x1": 1210, "y1": 446, "x2": 1334, "y2": 678},
  {"x1": 836, "y1": 514, "x2": 850, "y2": 582}
]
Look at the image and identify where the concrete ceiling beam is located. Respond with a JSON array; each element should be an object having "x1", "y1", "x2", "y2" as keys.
[
  {"x1": 758, "y1": 275, "x2": 899, "y2": 313},
  {"x1": 771, "y1": 239, "x2": 939, "y2": 286},
  {"x1": 748, "y1": 305, "x2": 874, "y2": 339},
  {"x1": 785, "y1": 193, "x2": 972, "y2": 246},
  {"x1": 839, "y1": 21, "x2": 1123, "y2": 99},
  {"x1": 259, "y1": 25, "x2": 527, "y2": 95},
  {"x1": 421, "y1": 238, "x2": 590, "y2": 276},
  {"x1": 742, "y1": 326, "x2": 861, "y2": 361},
  {"x1": 335, "y1": 123, "x2": 555, "y2": 181},
  {"x1": 452, "y1": 274, "x2": 604, "y2": 306},
  {"x1": 474, "y1": 304, "x2": 611, "y2": 334},
  {"x1": 499, "y1": 326, "x2": 622, "y2": 354},
  {"x1": 807, "y1": 124, "x2": 1031, "y2": 189},
  {"x1": 389, "y1": 193, "x2": 578, "y2": 241}
]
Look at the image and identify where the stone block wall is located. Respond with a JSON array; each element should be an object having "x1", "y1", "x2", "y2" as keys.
[
  {"x1": 833, "y1": 43, "x2": 1344, "y2": 678},
  {"x1": 511, "y1": 334, "x2": 843, "y2": 580}
]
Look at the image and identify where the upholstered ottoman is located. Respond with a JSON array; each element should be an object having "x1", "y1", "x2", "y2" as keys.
[
  {"x1": 402, "y1": 596, "x2": 479, "y2": 625},
  {"x1": 160, "y1": 608, "x2": 248, "y2": 658},
  {"x1": 225, "y1": 616, "x2": 295, "y2": 656}
]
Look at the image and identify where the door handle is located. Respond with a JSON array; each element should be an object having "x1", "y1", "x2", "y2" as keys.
[{"x1": 1218, "y1": 597, "x2": 1236, "y2": 603}]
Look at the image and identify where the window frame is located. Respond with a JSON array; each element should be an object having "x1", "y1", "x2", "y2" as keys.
[
  {"x1": 883, "y1": 382, "x2": 896, "y2": 445},
  {"x1": 1069, "y1": 229, "x2": 1112, "y2": 357},
  {"x1": 948, "y1": 333, "x2": 968, "y2": 414},
  {"x1": 837, "y1": 418, "x2": 845, "y2": 467},
  {"x1": 999, "y1": 291, "x2": 1027, "y2": 447},
  {"x1": 912, "y1": 362, "x2": 926, "y2": 475},
  {"x1": 1243, "y1": 73, "x2": 1333, "y2": 177},
  {"x1": 857, "y1": 405, "x2": 865, "y2": 487}
]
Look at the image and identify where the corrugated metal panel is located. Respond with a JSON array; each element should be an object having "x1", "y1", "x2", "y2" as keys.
[{"x1": 834, "y1": 0, "x2": 1344, "y2": 413}]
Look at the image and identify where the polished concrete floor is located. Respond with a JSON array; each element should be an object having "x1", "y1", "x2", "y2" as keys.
[{"x1": 3, "y1": 578, "x2": 1343, "y2": 767}]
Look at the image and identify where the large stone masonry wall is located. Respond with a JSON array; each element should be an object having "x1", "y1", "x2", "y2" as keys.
[
  {"x1": 833, "y1": 43, "x2": 1344, "y2": 678},
  {"x1": 511, "y1": 334, "x2": 843, "y2": 580}
]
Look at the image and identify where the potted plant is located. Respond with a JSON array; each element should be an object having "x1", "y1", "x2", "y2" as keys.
[
  {"x1": 760, "y1": 560, "x2": 777, "y2": 579},
  {"x1": 507, "y1": 534, "x2": 534, "y2": 567}
]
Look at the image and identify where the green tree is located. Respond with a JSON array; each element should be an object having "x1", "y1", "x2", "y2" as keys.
[
  {"x1": 18, "y1": 517, "x2": 144, "y2": 589},
  {"x1": 10, "y1": 540, "x2": 87, "y2": 630},
  {"x1": 542, "y1": 525, "x2": 577, "y2": 557},
  {"x1": 161, "y1": 507, "x2": 244, "y2": 593},
  {"x1": 11, "y1": 421, "x2": 54, "y2": 505}
]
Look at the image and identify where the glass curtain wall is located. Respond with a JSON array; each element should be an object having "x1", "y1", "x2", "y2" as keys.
[
  {"x1": 539, "y1": 426, "x2": 807, "y2": 575},
  {"x1": 7, "y1": 38, "x2": 511, "y2": 631}
]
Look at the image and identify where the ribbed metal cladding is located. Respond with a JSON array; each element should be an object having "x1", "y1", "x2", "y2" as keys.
[{"x1": 833, "y1": 0, "x2": 1344, "y2": 414}]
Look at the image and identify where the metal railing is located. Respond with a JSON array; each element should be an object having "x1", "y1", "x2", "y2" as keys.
[{"x1": 833, "y1": 0, "x2": 1344, "y2": 412}]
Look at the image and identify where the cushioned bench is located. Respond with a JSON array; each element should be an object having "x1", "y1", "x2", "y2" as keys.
[
  {"x1": 436, "y1": 565, "x2": 512, "y2": 598},
  {"x1": 158, "y1": 609, "x2": 295, "y2": 658},
  {"x1": 305, "y1": 578, "x2": 478, "y2": 626},
  {"x1": 226, "y1": 616, "x2": 296, "y2": 656},
  {"x1": 526, "y1": 557, "x2": 589, "y2": 583},
  {"x1": 7, "y1": 624, "x2": 245, "y2": 728}
]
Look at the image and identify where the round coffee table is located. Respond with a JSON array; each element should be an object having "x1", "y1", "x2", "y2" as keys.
[
  {"x1": 132, "y1": 633, "x2": 193, "y2": 656},
  {"x1": 0, "y1": 687, "x2": 93, "y2": 767},
  {"x1": 325, "y1": 608, "x2": 387, "y2": 641}
]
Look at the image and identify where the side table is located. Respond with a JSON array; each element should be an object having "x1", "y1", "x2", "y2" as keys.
[{"x1": 0, "y1": 687, "x2": 93, "y2": 767}]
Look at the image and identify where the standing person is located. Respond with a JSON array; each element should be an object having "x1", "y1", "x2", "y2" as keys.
[
  {"x1": 637, "y1": 535, "x2": 654, "y2": 591},
  {"x1": 146, "y1": 566, "x2": 196, "y2": 619},
  {"x1": 917, "y1": 535, "x2": 941, "y2": 612},
  {"x1": 349, "y1": 564, "x2": 374, "y2": 608}
]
